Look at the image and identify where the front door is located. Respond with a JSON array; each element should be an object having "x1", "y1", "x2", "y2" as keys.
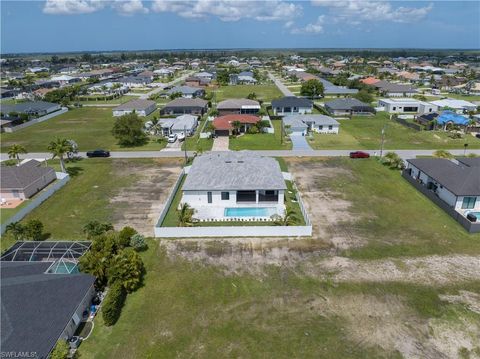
[{"x1": 207, "y1": 192, "x2": 212, "y2": 204}]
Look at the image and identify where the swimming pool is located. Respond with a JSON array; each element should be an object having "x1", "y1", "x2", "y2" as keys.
[
  {"x1": 466, "y1": 211, "x2": 480, "y2": 220},
  {"x1": 224, "y1": 207, "x2": 277, "y2": 217}
]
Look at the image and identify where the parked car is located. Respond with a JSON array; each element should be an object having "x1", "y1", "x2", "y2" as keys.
[
  {"x1": 168, "y1": 134, "x2": 178, "y2": 143},
  {"x1": 177, "y1": 133, "x2": 186, "y2": 142},
  {"x1": 86, "y1": 149, "x2": 110, "y2": 158},
  {"x1": 349, "y1": 151, "x2": 370, "y2": 159}
]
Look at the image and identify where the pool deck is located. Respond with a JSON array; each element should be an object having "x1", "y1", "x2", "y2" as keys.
[{"x1": 194, "y1": 204, "x2": 285, "y2": 221}]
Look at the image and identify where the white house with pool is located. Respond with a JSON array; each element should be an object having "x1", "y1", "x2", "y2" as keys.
[{"x1": 181, "y1": 152, "x2": 286, "y2": 220}]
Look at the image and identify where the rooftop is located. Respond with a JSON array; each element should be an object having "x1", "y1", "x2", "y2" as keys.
[
  {"x1": 183, "y1": 152, "x2": 287, "y2": 191},
  {"x1": 271, "y1": 96, "x2": 313, "y2": 108},
  {"x1": 213, "y1": 114, "x2": 260, "y2": 130},
  {"x1": 217, "y1": 98, "x2": 260, "y2": 109},
  {"x1": 164, "y1": 98, "x2": 208, "y2": 108},
  {"x1": 1, "y1": 160, "x2": 56, "y2": 190}
]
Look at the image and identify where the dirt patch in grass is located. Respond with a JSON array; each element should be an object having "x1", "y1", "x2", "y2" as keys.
[{"x1": 109, "y1": 159, "x2": 182, "y2": 236}]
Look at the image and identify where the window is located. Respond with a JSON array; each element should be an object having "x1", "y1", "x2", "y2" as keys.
[
  {"x1": 462, "y1": 197, "x2": 476, "y2": 209},
  {"x1": 328, "y1": 125, "x2": 333, "y2": 130},
  {"x1": 207, "y1": 192, "x2": 212, "y2": 204},
  {"x1": 221, "y1": 192, "x2": 230, "y2": 200},
  {"x1": 393, "y1": 107, "x2": 396, "y2": 111},
  {"x1": 319, "y1": 125, "x2": 323, "y2": 130}
]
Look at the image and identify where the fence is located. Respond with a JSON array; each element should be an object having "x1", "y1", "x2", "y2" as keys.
[
  {"x1": 402, "y1": 171, "x2": 480, "y2": 233},
  {"x1": 154, "y1": 168, "x2": 312, "y2": 238},
  {"x1": 3, "y1": 108, "x2": 68, "y2": 133},
  {"x1": 1, "y1": 172, "x2": 70, "y2": 235},
  {"x1": 392, "y1": 116, "x2": 423, "y2": 132}
]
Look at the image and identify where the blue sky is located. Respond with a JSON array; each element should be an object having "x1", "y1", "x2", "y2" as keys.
[{"x1": 1, "y1": 1, "x2": 479, "y2": 53}]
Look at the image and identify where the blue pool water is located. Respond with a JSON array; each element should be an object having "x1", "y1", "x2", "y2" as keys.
[
  {"x1": 224, "y1": 207, "x2": 277, "y2": 217},
  {"x1": 466, "y1": 211, "x2": 480, "y2": 220}
]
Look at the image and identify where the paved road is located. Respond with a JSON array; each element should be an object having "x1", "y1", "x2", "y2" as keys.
[
  {"x1": 268, "y1": 72, "x2": 295, "y2": 97},
  {"x1": 4, "y1": 149, "x2": 479, "y2": 161},
  {"x1": 140, "y1": 71, "x2": 195, "y2": 99},
  {"x1": 289, "y1": 134, "x2": 313, "y2": 151}
]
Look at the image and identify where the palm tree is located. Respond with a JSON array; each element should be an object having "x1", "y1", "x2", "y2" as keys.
[
  {"x1": 433, "y1": 150, "x2": 453, "y2": 159},
  {"x1": 7, "y1": 144, "x2": 27, "y2": 165},
  {"x1": 271, "y1": 209, "x2": 299, "y2": 226},
  {"x1": 177, "y1": 203, "x2": 196, "y2": 227},
  {"x1": 232, "y1": 120, "x2": 242, "y2": 136},
  {"x1": 47, "y1": 138, "x2": 73, "y2": 173},
  {"x1": 382, "y1": 152, "x2": 405, "y2": 170},
  {"x1": 5, "y1": 222, "x2": 24, "y2": 241},
  {"x1": 149, "y1": 117, "x2": 162, "y2": 136}
]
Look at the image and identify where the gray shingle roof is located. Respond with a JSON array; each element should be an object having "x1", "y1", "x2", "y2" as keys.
[
  {"x1": 374, "y1": 81, "x2": 417, "y2": 93},
  {"x1": 325, "y1": 98, "x2": 372, "y2": 110},
  {"x1": 317, "y1": 78, "x2": 359, "y2": 95},
  {"x1": 1, "y1": 160, "x2": 56, "y2": 190},
  {"x1": 114, "y1": 99, "x2": 156, "y2": 111},
  {"x1": 1, "y1": 101, "x2": 59, "y2": 115},
  {"x1": 1, "y1": 262, "x2": 95, "y2": 359},
  {"x1": 285, "y1": 114, "x2": 339, "y2": 126},
  {"x1": 183, "y1": 151, "x2": 286, "y2": 191},
  {"x1": 167, "y1": 86, "x2": 204, "y2": 95},
  {"x1": 407, "y1": 158, "x2": 480, "y2": 196},
  {"x1": 271, "y1": 96, "x2": 313, "y2": 108},
  {"x1": 217, "y1": 98, "x2": 260, "y2": 109},
  {"x1": 164, "y1": 98, "x2": 208, "y2": 108}
]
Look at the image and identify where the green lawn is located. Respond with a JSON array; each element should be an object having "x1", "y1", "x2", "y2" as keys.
[
  {"x1": 181, "y1": 118, "x2": 213, "y2": 153},
  {"x1": 309, "y1": 112, "x2": 480, "y2": 150},
  {"x1": 299, "y1": 157, "x2": 480, "y2": 259},
  {"x1": 229, "y1": 120, "x2": 292, "y2": 150},
  {"x1": 443, "y1": 93, "x2": 480, "y2": 102},
  {"x1": 76, "y1": 95, "x2": 134, "y2": 104},
  {"x1": 210, "y1": 85, "x2": 283, "y2": 103},
  {"x1": 0, "y1": 107, "x2": 167, "y2": 152}
]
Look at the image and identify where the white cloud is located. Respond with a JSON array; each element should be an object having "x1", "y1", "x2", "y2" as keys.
[
  {"x1": 310, "y1": 0, "x2": 433, "y2": 24},
  {"x1": 291, "y1": 15, "x2": 325, "y2": 34},
  {"x1": 43, "y1": 0, "x2": 105, "y2": 15},
  {"x1": 151, "y1": 0, "x2": 302, "y2": 22},
  {"x1": 43, "y1": 0, "x2": 149, "y2": 15}
]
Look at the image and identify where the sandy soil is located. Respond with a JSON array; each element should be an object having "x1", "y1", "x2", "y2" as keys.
[{"x1": 109, "y1": 159, "x2": 182, "y2": 236}]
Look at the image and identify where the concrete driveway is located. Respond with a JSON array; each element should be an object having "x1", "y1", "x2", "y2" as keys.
[
  {"x1": 162, "y1": 139, "x2": 182, "y2": 151},
  {"x1": 290, "y1": 134, "x2": 313, "y2": 151},
  {"x1": 212, "y1": 136, "x2": 229, "y2": 151}
]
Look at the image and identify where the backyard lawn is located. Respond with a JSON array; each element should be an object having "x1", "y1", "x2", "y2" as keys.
[
  {"x1": 443, "y1": 93, "x2": 480, "y2": 102},
  {"x1": 0, "y1": 107, "x2": 167, "y2": 152},
  {"x1": 209, "y1": 84, "x2": 283, "y2": 103},
  {"x1": 76, "y1": 94, "x2": 135, "y2": 104},
  {"x1": 229, "y1": 120, "x2": 292, "y2": 150},
  {"x1": 309, "y1": 112, "x2": 480, "y2": 150}
]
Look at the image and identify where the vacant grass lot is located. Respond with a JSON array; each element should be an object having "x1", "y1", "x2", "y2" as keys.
[
  {"x1": 0, "y1": 107, "x2": 166, "y2": 152},
  {"x1": 76, "y1": 94, "x2": 134, "y2": 104},
  {"x1": 443, "y1": 93, "x2": 480, "y2": 102},
  {"x1": 309, "y1": 113, "x2": 480, "y2": 150},
  {"x1": 210, "y1": 84, "x2": 283, "y2": 103},
  {"x1": 229, "y1": 120, "x2": 292, "y2": 150}
]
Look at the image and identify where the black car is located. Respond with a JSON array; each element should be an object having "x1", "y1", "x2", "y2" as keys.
[{"x1": 86, "y1": 149, "x2": 110, "y2": 158}]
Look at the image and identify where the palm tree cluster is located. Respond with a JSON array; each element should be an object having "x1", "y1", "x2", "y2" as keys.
[
  {"x1": 381, "y1": 152, "x2": 405, "y2": 170},
  {"x1": 177, "y1": 203, "x2": 197, "y2": 227}
]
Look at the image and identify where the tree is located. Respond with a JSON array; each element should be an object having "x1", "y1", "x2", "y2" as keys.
[
  {"x1": 130, "y1": 234, "x2": 147, "y2": 251},
  {"x1": 50, "y1": 340, "x2": 69, "y2": 359},
  {"x1": 177, "y1": 203, "x2": 196, "y2": 227},
  {"x1": 271, "y1": 209, "x2": 299, "y2": 226},
  {"x1": 5, "y1": 222, "x2": 25, "y2": 241},
  {"x1": 353, "y1": 90, "x2": 374, "y2": 104},
  {"x1": 232, "y1": 120, "x2": 242, "y2": 136},
  {"x1": 118, "y1": 226, "x2": 137, "y2": 248},
  {"x1": 300, "y1": 79, "x2": 324, "y2": 98},
  {"x1": 47, "y1": 138, "x2": 73, "y2": 173},
  {"x1": 102, "y1": 281, "x2": 126, "y2": 326},
  {"x1": 169, "y1": 92, "x2": 182, "y2": 100},
  {"x1": 433, "y1": 150, "x2": 453, "y2": 159},
  {"x1": 247, "y1": 92, "x2": 257, "y2": 100},
  {"x1": 107, "y1": 248, "x2": 144, "y2": 292},
  {"x1": 147, "y1": 117, "x2": 162, "y2": 136},
  {"x1": 7, "y1": 144, "x2": 27, "y2": 165},
  {"x1": 83, "y1": 220, "x2": 114, "y2": 239},
  {"x1": 112, "y1": 113, "x2": 147, "y2": 147},
  {"x1": 382, "y1": 152, "x2": 405, "y2": 170},
  {"x1": 24, "y1": 219, "x2": 44, "y2": 241}
]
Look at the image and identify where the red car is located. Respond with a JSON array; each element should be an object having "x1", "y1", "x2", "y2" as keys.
[{"x1": 349, "y1": 151, "x2": 370, "y2": 159}]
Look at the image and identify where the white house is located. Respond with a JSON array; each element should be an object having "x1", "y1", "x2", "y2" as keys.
[
  {"x1": 113, "y1": 99, "x2": 156, "y2": 117},
  {"x1": 430, "y1": 98, "x2": 477, "y2": 113},
  {"x1": 405, "y1": 158, "x2": 480, "y2": 219},
  {"x1": 284, "y1": 114, "x2": 340, "y2": 135},
  {"x1": 271, "y1": 97, "x2": 313, "y2": 116},
  {"x1": 181, "y1": 152, "x2": 286, "y2": 220},
  {"x1": 378, "y1": 98, "x2": 438, "y2": 115},
  {"x1": 156, "y1": 114, "x2": 198, "y2": 137}
]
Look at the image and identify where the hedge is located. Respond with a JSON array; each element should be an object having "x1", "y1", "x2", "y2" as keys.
[{"x1": 102, "y1": 282, "x2": 127, "y2": 326}]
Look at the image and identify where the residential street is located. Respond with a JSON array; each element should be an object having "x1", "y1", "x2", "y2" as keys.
[
  {"x1": 139, "y1": 71, "x2": 195, "y2": 99},
  {"x1": 268, "y1": 72, "x2": 295, "y2": 96},
  {"x1": 4, "y1": 149, "x2": 480, "y2": 161}
]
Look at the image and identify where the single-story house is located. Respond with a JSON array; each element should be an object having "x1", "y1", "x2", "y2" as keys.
[
  {"x1": 0, "y1": 88, "x2": 20, "y2": 99},
  {"x1": 435, "y1": 111, "x2": 470, "y2": 128},
  {"x1": 185, "y1": 76, "x2": 210, "y2": 87},
  {"x1": 378, "y1": 98, "x2": 438, "y2": 115},
  {"x1": 167, "y1": 85, "x2": 205, "y2": 98},
  {"x1": 373, "y1": 81, "x2": 417, "y2": 97},
  {"x1": 113, "y1": 99, "x2": 156, "y2": 117},
  {"x1": 283, "y1": 114, "x2": 340, "y2": 135},
  {"x1": 217, "y1": 98, "x2": 261, "y2": 115},
  {"x1": 229, "y1": 71, "x2": 257, "y2": 85},
  {"x1": 157, "y1": 114, "x2": 198, "y2": 137},
  {"x1": 430, "y1": 98, "x2": 477, "y2": 113},
  {"x1": 318, "y1": 78, "x2": 359, "y2": 96},
  {"x1": 324, "y1": 98, "x2": 375, "y2": 116},
  {"x1": 360, "y1": 77, "x2": 381, "y2": 85},
  {"x1": 153, "y1": 68, "x2": 173, "y2": 77},
  {"x1": 160, "y1": 98, "x2": 208, "y2": 116},
  {"x1": 181, "y1": 151, "x2": 286, "y2": 220},
  {"x1": 405, "y1": 157, "x2": 480, "y2": 228},
  {"x1": 212, "y1": 114, "x2": 260, "y2": 136},
  {"x1": 0, "y1": 160, "x2": 57, "y2": 200},
  {"x1": 117, "y1": 76, "x2": 152, "y2": 88},
  {"x1": 1, "y1": 257, "x2": 95, "y2": 358},
  {"x1": 0, "y1": 101, "x2": 61, "y2": 117},
  {"x1": 271, "y1": 96, "x2": 313, "y2": 116},
  {"x1": 196, "y1": 72, "x2": 214, "y2": 80},
  {"x1": 49, "y1": 75, "x2": 81, "y2": 86}
]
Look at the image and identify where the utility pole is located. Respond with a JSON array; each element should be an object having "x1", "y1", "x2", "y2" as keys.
[
  {"x1": 380, "y1": 124, "x2": 386, "y2": 159},
  {"x1": 464, "y1": 143, "x2": 468, "y2": 156}
]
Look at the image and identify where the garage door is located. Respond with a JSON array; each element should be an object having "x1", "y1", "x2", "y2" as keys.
[{"x1": 215, "y1": 130, "x2": 230, "y2": 136}]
